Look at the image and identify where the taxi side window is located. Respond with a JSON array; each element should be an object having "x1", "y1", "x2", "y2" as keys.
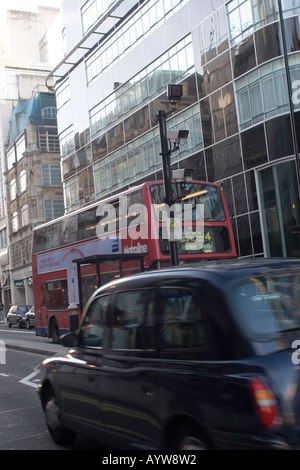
[
  {"x1": 159, "y1": 287, "x2": 208, "y2": 349},
  {"x1": 81, "y1": 295, "x2": 109, "y2": 347},
  {"x1": 111, "y1": 289, "x2": 155, "y2": 350}
]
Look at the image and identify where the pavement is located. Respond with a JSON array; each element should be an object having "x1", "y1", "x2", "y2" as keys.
[
  {"x1": 0, "y1": 321, "x2": 67, "y2": 357},
  {"x1": 5, "y1": 338, "x2": 66, "y2": 356}
]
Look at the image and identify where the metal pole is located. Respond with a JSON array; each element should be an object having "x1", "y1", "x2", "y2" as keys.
[
  {"x1": 278, "y1": 0, "x2": 300, "y2": 199},
  {"x1": 157, "y1": 110, "x2": 178, "y2": 266}
]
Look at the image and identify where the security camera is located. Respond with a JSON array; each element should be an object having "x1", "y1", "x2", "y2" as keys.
[
  {"x1": 167, "y1": 129, "x2": 189, "y2": 145},
  {"x1": 172, "y1": 168, "x2": 194, "y2": 182},
  {"x1": 172, "y1": 169, "x2": 185, "y2": 181}
]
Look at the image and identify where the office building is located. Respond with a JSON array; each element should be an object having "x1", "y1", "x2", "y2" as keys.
[
  {"x1": 0, "y1": 5, "x2": 63, "y2": 306},
  {"x1": 50, "y1": 0, "x2": 300, "y2": 259}
]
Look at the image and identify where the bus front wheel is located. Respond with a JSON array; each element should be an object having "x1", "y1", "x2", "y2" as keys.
[{"x1": 49, "y1": 318, "x2": 59, "y2": 344}]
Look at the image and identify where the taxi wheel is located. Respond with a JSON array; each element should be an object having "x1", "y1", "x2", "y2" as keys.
[
  {"x1": 44, "y1": 389, "x2": 75, "y2": 446},
  {"x1": 173, "y1": 423, "x2": 209, "y2": 450}
]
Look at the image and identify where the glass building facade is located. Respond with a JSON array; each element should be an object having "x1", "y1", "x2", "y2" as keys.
[{"x1": 53, "y1": 0, "x2": 300, "y2": 259}]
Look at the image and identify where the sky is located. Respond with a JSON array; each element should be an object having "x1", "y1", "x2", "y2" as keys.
[{"x1": 2, "y1": 0, "x2": 62, "y2": 12}]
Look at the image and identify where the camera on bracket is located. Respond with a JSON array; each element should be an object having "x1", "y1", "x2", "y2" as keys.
[
  {"x1": 167, "y1": 130, "x2": 189, "y2": 148},
  {"x1": 172, "y1": 168, "x2": 193, "y2": 182}
]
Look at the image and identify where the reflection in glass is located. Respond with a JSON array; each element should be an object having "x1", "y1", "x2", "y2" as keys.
[
  {"x1": 258, "y1": 160, "x2": 300, "y2": 257},
  {"x1": 236, "y1": 214, "x2": 252, "y2": 256},
  {"x1": 227, "y1": 0, "x2": 278, "y2": 45},
  {"x1": 231, "y1": 35, "x2": 256, "y2": 78},
  {"x1": 265, "y1": 115, "x2": 294, "y2": 160},
  {"x1": 250, "y1": 211, "x2": 263, "y2": 254},
  {"x1": 241, "y1": 124, "x2": 267, "y2": 169},
  {"x1": 255, "y1": 23, "x2": 283, "y2": 65},
  {"x1": 235, "y1": 57, "x2": 294, "y2": 130},
  {"x1": 283, "y1": 16, "x2": 300, "y2": 53},
  {"x1": 233, "y1": 173, "x2": 247, "y2": 216}
]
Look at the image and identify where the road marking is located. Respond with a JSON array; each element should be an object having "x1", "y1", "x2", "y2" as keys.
[
  {"x1": 0, "y1": 373, "x2": 9, "y2": 377},
  {"x1": 19, "y1": 370, "x2": 40, "y2": 389}
]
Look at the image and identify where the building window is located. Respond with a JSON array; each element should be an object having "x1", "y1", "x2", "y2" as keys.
[
  {"x1": 19, "y1": 169, "x2": 27, "y2": 193},
  {"x1": 16, "y1": 134, "x2": 26, "y2": 161},
  {"x1": 39, "y1": 131, "x2": 60, "y2": 152},
  {"x1": 12, "y1": 211, "x2": 19, "y2": 233},
  {"x1": 89, "y1": 35, "x2": 194, "y2": 137},
  {"x1": 227, "y1": 0, "x2": 278, "y2": 45},
  {"x1": 56, "y1": 79, "x2": 71, "y2": 111},
  {"x1": 93, "y1": 103, "x2": 203, "y2": 198},
  {"x1": 42, "y1": 164, "x2": 62, "y2": 186},
  {"x1": 42, "y1": 107, "x2": 57, "y2": 119},
  {"x1": 0, "y1": 228, "x2": 7, "y2": 249},
  {"x1": 7, "y1": 146, "x2": 15, "y2": 170},
  {"x1": 81, "y1": 0, "x2": 115, "y2": 34},
  {"x1": 10, "y1": 179, "x2": 17, "y2": 201},
  {"x1": 235, "y1": 55, "x2": 300, "y2": 129},
  {"x1": 64, "y1": 176, "x2": 79, "y2": 211},
  {"x1": 86, "y1": 0, "x2": 188, "y2": 86},
  {"x1": 44, "y1": 200, "x2": 64, "y2": 221},
  {"x1": 21, "y1": 204, "x2": 29, "y2": 227},
  {"x1": 60, "y1": 126, "x2": 75, "y2": 157}
]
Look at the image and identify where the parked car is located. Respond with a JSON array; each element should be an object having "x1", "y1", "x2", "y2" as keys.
[
  {"x1": 7, "y1": 305, "x2": 33, "y2": 329},
  {"x1": 25, "y1": 306, "x2": 35, "y2": 329},
  {"x1": 39, "y1": 258, "x2": 300, "y2": 450}
]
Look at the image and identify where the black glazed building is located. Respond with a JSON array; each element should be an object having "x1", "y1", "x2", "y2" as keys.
[{"x1": 50, "y1": 0, "x2": 300, "y2": 259}]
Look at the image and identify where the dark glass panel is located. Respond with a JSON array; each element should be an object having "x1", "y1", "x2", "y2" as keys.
[
  {"x1": 75, "y1": 145, "x2": 92, "y2": 169},
  {"x1": 107, "y1": 123, "x2": 125, "y2": 153},
  {"x1": 236, "y1": 214, "x2": 253, "y2": 257},
  {"x1": 284, "y1": 16, "x2": 300, "y2": 53},
  {"x1": 203, "y1": 50, "x2": 232, "y2": 95},
  {"x1": 250, "y1": 211, "x2": 264, "y2": 254},
  {"x1": 92, "y1": 134, "x2": 107, "y2": 162},
  {"x1": 202, "y1": 15, "x2": 217, "y2": 63},
  {"x1": 245, "y1": 170, "x2": 258, "y2": 212},
  {"x1": 258, "y1": 166, "x2": 283, "y2": 256},
  {"x1": 62, "y1": 154, "x2": 76, "y2": 178},
  {"x1": 295, "y1": 111, "x2": 300, "y2": 150},
  {"x1": 78, "y1": 167, "x2": 95, "y2": 206},
  {"x1": 211, "y1": 89, "x2": 226, "y2": 142},
  {"x1": 180, "y1": 151, "x2": 207, "y2": 181},
  {"x1": 216, "y1": 6, "x2": 229, "y2": 54},
  {"x1": 74, "y1": 132, "x2": 80, "y2": 150},
  {"x1": 200, "y1": 97, "x2": 213, "y2": 148},
  {"x1": 255, "y1": 22, "x2": 283, "y2": 65},
  {"x1": 222, "y1": 83, "x2": 238, "y2": 137},
  {"x1": 233, "y1": 173, "x2": 247, "y2": 215},
  {"x1": 231, "y1": 35, "x2": 256, "y2": 78},
  {"x1": 124, "y1": 106, "x2": 150, "y2": 143},
  {"x1": 221, "y1": 177, "x2": 235, "y2": 217},
  {"x1": 241, "y1": 124, "x2": 268, "y2": 169},
  {"x1": 266, "y1": 115, "x2": 294, "y2": 160},
  {"x1": 196, "y1": 72, "x2": 205, "y2": 100},
  {"x1": 211, "y1": 135, "x2": 243, "y2": 180},
  {"x1": 189, "y1": 0, "x2": 224, "y2": 30}
]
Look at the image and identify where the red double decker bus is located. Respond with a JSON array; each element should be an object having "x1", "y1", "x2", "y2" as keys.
[{"x1": 32, "y1": 180, "x2": 237, "y2": 341}]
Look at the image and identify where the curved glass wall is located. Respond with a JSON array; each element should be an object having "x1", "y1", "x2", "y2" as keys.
[
  {"x1": 86, "y1": 0, "x2": 188, "y2": 85},
  {"x1": 89, "y1": 35, "x2": 194, "y2": 138},
  {"x1": 235, "y1": 54, "x2": 300, "y2": 130}
]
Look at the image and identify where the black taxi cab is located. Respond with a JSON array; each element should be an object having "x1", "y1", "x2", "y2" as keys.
[{"x1": 39, "y1": 258, "x2": 300, "y2": 450}]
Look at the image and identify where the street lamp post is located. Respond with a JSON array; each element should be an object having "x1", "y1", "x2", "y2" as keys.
[
  {"x1": 157, "y1": 109, "x2": 178, "y2": 267},
  {"x1": 157, "y1": 84, "x2": 189, "y2": 267}
]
